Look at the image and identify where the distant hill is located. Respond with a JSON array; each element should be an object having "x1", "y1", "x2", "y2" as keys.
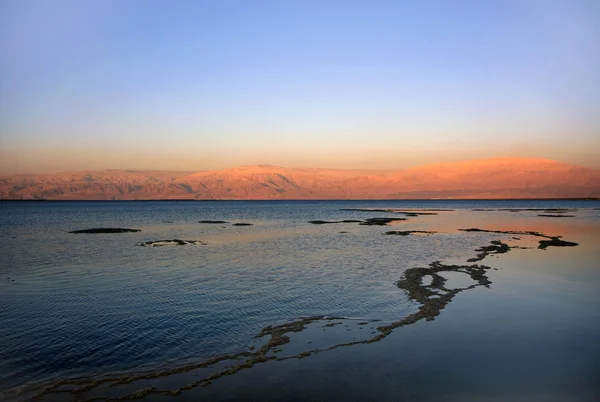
[{"x1": 1, "y1": 157, "x2": 599, "y2": 200}]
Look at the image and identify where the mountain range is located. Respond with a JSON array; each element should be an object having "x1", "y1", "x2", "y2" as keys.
[{"x1": 1, "y1": 157, "x2": 599, "y2": 200}]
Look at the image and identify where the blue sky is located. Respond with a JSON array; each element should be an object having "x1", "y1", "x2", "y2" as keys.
[{"x1": 0, "y1": 0, "x2": 598, "y2": 172}]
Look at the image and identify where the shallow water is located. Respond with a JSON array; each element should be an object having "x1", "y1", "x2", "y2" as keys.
[{"x1": 1, "y1": 200, "x2": 599, "y2": 400}]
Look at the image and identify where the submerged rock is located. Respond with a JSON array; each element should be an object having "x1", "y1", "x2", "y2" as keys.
[
  {"x1": 538, "y1": 238, "x2": 578, "y2": 249},
  {"x1": 308, "y1": 219, "x2": 363, "y2": 224},
  {"x1": 394, "y1": 260, "x2": 493, "y2": 322},
  {"x1": 359, "y1": 217, "x2": 407, "y2": 226},
  {"x1": 339, "y1": 208, "x2": 442, "y2": 215},
  {"x1": 468, "y1": 240, "x2": 511, "y2": 262},
  {"x1": 69, "y1": 228, "x2": 141, "y2": 234},
  {"x1": 458, "y1": 227, "x2": 579, "y2": 251},
  {"x1": 308, "y1": 218, "x2": 407, "y2": 225},
  {"x1": 199, "y1": 220, "x2": 229, "y2": 224},
  {"x1": 139, "y1": 239, "x2": 208, "y2": 247},
  {"x1": 459, "y1": 228, "x2": 548, "y2": 237},
  {"x1": 384, "y1": 230, "x2": 436, "y2": 236},
  {"x1": 473, "y1": 208, "x2": 575, "y2": 212}
]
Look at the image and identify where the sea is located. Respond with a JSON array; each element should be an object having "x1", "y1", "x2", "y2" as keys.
[{"x1": 1, "y1": 200, "x2": 599, "y2": 401}]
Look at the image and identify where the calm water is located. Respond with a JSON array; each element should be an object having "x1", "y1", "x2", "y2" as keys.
[{"x1": 1, "y1": 200, "x2": 599, "y2": 400}]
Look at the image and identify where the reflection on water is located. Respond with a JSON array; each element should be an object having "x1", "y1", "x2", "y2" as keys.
[{"x1": 0, "y1": 200, "x2": 599, "y2": 401}]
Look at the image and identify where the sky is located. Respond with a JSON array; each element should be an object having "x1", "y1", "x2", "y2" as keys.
[{"x1": 0, "y1": 0, "x2": 599, "y2": 173}]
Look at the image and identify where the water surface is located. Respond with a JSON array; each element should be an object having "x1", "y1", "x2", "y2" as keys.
[{"x1": 1, "y1": 200, "x2": 599, "y2": 400}]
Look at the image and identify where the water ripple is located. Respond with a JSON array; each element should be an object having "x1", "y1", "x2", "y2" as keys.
[{"x1": 1, "y1": 200, "x2": 599, "y2": 392}]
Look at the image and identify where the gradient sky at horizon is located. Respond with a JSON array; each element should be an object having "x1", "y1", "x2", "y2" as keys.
[{"x1": 1, "y1": 0, "x2": 599, "y2": 173}]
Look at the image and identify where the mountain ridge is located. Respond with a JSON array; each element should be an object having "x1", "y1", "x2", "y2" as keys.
[{"x1": 1, "y1": 157, "x2": 599, "y2": 200}]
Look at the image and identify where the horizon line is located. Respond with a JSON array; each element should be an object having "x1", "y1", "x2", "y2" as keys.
[{"x1": 2, "y1": 197, "x2": 599, "y2": 202}]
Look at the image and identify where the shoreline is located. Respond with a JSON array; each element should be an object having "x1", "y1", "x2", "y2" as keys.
[{"x1": 2, "y1": 198, "x2": 599, "y2": 203}]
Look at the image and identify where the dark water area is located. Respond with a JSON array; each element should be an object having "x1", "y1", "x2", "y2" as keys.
[{"x1": 1, "y1": 200, "x2": 599, "y2": 401}]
